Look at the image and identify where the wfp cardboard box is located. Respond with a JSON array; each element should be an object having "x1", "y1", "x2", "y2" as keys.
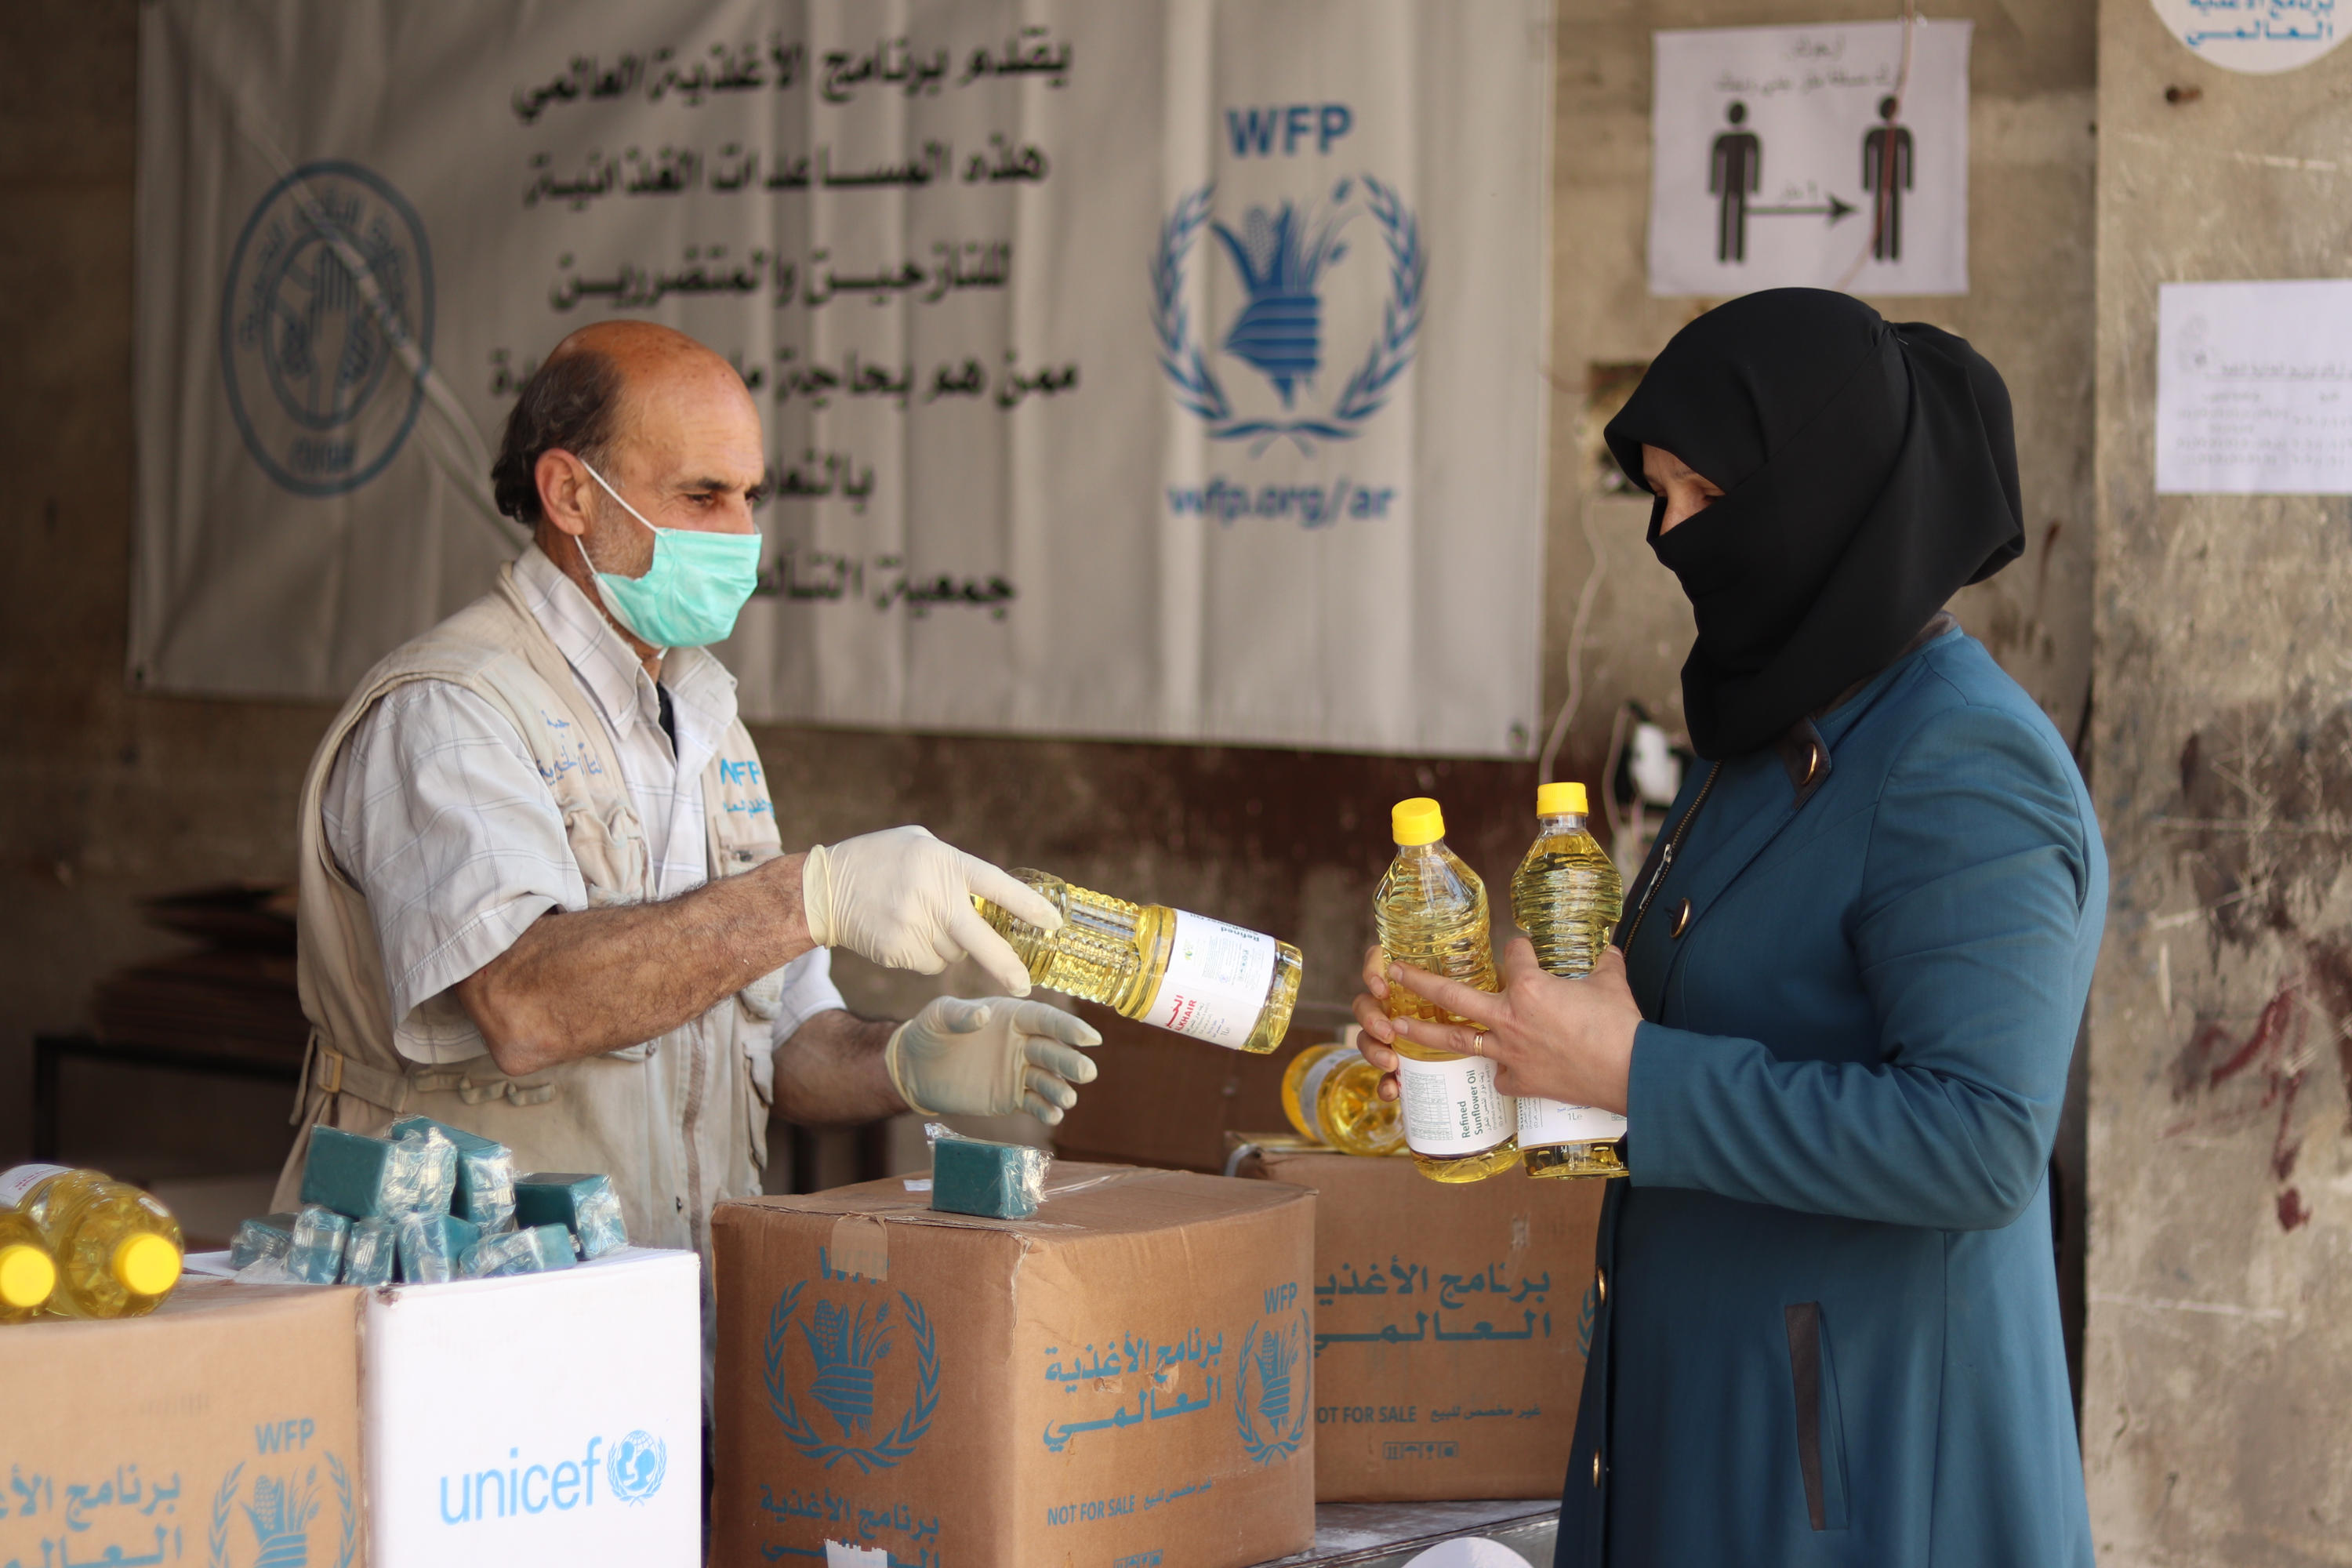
[
  {"x1": 361, "y1": 1246, "x2": 699, "y2": 1566},
  {"x1": 0, "y1": 1280, "x2": 367, "y2": 1568},
  {"x1": 711, "y1": 1163, "x2": 1316, "y2": 1568},
  {"x1": 1052, "y1": 1013, "x2": 1348, "y2": 1173},
  {"x1": 1242, "y1": 1145, "x2": 1602, "y2": 1502}
]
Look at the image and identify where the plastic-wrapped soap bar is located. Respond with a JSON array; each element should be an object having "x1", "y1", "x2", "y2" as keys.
[
  {"x1": 288, "y1": 1205, "x2": 351, "y2": 1284},
  {"x1": 392, "y1": 1116, "x2": 516, "y2": 1232},
  {"x1": 299, "y1": 1126, "x2": 402, "y2": 1218},
  {"x1": 462, "y1": 1222, "x2": 576, "y2": 1279},
  {"x1": 514, "y1": 1173, "x2": 629, "y2": 1261},
  {"x1": 230, "y1": 1212, "x2": 298, "y2": 1269},
  {"x1": 341, "y1": 1217, "x2": 397, "y2": 1287},
  {"x1": 930, "y1": 1134, "x2": 1053, "y2": 1220},
  {"x1": 385, "y1": 1123, "x2": 458, "y2": 1217},
  {"x1": 395, "y1": 1212, "x2": 481, "y2": 1285}
]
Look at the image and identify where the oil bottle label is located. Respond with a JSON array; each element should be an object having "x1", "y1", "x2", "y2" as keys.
[
  {"x1": 1142, "y1": 910, "x2": 1279, "y2": 1050},
  {"x1": 1516, "y1": 1098, "x2": 1626, "y2": 1148},
  {"x1": 1394, "y1": 1054, "x2": 1516, "y2": 1156},
  {"x1": 0, "y1": 1164, "x2": 70, "y2": 1207},
  {"x1": 1292, "y1": 1047, "x2": 1352, "y2": 1144}
]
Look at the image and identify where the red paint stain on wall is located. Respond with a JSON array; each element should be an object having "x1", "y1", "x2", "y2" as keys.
[{"x1": 2167, "y1": 978, "x2": 2311, "y2": 1229}]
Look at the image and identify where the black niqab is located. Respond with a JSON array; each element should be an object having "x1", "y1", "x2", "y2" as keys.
[{"x1": 1603, "y1": 289, "x2": 2023, "y2": 760}]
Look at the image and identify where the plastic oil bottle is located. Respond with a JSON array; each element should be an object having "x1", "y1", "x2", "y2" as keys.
[
  {"x1": 975, "y1": 873, "x2": 1304, "y2": 1053},
  {"x1": 1280, "y1": 1029, "x2": 1406, "y2": 1156},
  {"x1": 0, "y1": 1210, "x2": 57, "y2": 1324},
  {"x1": 1373, "y1": 799, "x2": 1520, "y2": 1182},
  {"x1": 1510, "y1": 783, "x2": 1629, "y2": 1178},
  {"x1": 0, "y1": 1165, "x2": 183, "y2": 1319}
]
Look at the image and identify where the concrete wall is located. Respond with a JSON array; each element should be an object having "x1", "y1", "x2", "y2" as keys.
[{"x1": 2083, "y1": 9, "x2": 2352, "y2": 1564}]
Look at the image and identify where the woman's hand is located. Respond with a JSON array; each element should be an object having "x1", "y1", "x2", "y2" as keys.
[{"x1": 1349, "y1": 938, "x2": 1643, "y2": 1113}]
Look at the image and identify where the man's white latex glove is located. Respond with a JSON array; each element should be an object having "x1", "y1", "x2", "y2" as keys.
[
  {"x1": 801, "y1": 826, "x2": 1060, "y2": 997},
  {"x1": 885, "y1": 996, "x2": 1104, "y2": 1124}
]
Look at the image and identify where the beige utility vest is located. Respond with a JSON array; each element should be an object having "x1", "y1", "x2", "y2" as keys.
[{"x1": 271, "y1": 564, "x2": 787, "y2": 1265}]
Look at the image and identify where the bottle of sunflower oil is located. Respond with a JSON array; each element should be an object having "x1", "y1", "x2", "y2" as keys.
[
  {"x1": 1280, "y1": 1029, "x2": 1406, "y2": 1156},
  {"x1": 1373, "y1": 799, "x2": 1520, "y2": 1182},
  {"x1": 0, "y1": 1210, "x2": 57, "y2": 1324},
  {"x1": 0, "y1": 1165, "x2": 183, "y2": 1319},
  {"x1": 975, "y1": 873, "x2": 1303, "y2": 1052},
  {"x1": 1509, "y1": 783, "x2": 1629, "y2": 1179}
]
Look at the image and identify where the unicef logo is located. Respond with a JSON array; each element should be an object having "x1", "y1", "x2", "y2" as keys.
[
  {"x1": 1152, "y1": 175, "x2": 1424, "y2": 456},
  {"x1": 605, "y1": 1430, "x2": 668, "y2": 1504},
  {"x1": 1233, "y1": 1310, "x2": 1312, "y2": 1464},
  {"x1": 219, "y1": 160, "x2": 434, "y2": 496}
]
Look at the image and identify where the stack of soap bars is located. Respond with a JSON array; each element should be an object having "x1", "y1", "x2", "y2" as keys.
[{"x1": 229, "y1": 1120, "x2": 630, "y2": 1287}]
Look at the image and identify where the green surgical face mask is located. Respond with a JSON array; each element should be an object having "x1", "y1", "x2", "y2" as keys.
[{"x1": 574, "y1": 459, "x2": 763, "y2": 649}]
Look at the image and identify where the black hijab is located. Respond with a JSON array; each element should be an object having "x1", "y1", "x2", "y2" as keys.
[{"x1": 1603, "y1": 289, "x2": 2023, "y2": 760}]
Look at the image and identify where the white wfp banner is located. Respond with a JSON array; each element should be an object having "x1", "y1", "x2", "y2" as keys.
[
  {"x1": 1648, "y1": 20, "x2": 1969, "y2": 296},
  {"x1": 133, "y1": 0, "x2": 1553, "y2": 759}
]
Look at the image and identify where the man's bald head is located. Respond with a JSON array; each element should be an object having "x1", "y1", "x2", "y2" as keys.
[{"x1": 490, "y1": 321, "x2": 760, "y2": 527}]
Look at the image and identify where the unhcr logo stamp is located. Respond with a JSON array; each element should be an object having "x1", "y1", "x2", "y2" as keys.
[
  {"x1": 1152, "y1": 175, "x2": 1423, "y2": 456},
  {"x1": 219, "y1": 160, "x2": 434, "y2": 496}
]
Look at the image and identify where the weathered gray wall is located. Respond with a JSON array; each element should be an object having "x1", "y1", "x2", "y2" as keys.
[
  {"x1": 1546, "y1": 0, "x2": 2098, "y2": 781},
  {"x1": 3, "y1": 0, "x2": 2096, "y2": 1311},
  {"x1": 2084, "y1": 9, "x2": 2352, "y2": 1564}
]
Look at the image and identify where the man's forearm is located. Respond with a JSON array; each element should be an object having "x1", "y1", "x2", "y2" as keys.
[
  {"x1": 456, "y1": 852, "x2": 815, "y2": 1074},
  {"x1": 772, "y1": 1008, "x2": 906, "y2": 1126}
]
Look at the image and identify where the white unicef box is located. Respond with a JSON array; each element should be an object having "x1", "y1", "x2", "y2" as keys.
[{"x1": 361, "y1": 1247, "x2": 701, "y2": 1566}]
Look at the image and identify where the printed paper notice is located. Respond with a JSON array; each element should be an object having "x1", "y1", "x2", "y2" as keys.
[
  {"x1": 2157, "y1": 281, "x2": 2352, "y2": 495},
  {"x1": 1649, "y1": 20, "x2": 1971, "y2": 296}
]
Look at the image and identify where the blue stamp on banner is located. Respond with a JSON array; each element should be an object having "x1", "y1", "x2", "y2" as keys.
[
  {"x1": 219, "y1": 161, "x2": 434, "y2": 497},
  {"x1": 1151, "y1": 172, "x2": 1423, "y2": 458}
]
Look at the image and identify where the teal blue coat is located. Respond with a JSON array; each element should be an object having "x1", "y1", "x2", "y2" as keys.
[{"x1": 1558, "y1": 630, "x2": 2103, "y2": 1566}]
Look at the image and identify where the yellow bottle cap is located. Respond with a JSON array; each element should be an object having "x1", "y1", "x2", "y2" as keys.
[
  {"x1": 0, "y1": 1243, "x2": 54, "y2": 1310},
  {"x1": 113, "y1": 1233, "x2": 182, "y2": 1298},
  {"x1": 1536, "y1": 782, "x2": 1588, "y2": 816},
  {"x1": 1392, "y1": 797, "x2": 1446, "y2": 846}
]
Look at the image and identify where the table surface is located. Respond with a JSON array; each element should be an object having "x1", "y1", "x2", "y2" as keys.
[{"x1": 1260, "y1": 1500, "x2": 1559, "y2": 1567}]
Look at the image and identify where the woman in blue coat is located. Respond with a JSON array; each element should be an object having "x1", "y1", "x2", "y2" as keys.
[{"x1": 1352, "y1": 289, "x2": 2104, "y2": 1566}]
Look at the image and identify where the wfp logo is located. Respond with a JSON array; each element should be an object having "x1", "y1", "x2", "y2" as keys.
[
  {"x1": 209, "y1": 1457, "x2": 356, "y2": 1568},
  {"x1": 1233, "y1": 1309, "x2": 1312, "y2": 1465},
  {"x1": 1152, "y1": 175, "x2": 1425, "y2": 455},
  {"x1": 220, "y1": 160, "x2": 434, "y2": 497},
  {"x1": 764, "y1": 1265, "x2": 941, "y2": 1472}
]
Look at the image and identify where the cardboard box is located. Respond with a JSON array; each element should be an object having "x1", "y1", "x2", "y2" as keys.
[
  {"x1": 0, "y1": 1280, "x2": 368, "y2": 1568},
  {"x1": 1051, "y1": 1010, "x2": 1352, "y2": 1173},
  {"x1": 1242, "y1": 1145, "x2": 1602, "y2": 1502},
  {"x1": 361, "y1": 1247, "x2": 700, "y2": 1566},
  {"x1": 712, "y1": 1163, "x2": 1317, "y2": 1568}
]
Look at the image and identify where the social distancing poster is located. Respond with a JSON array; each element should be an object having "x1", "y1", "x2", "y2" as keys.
[{"x1": 1647, "y1": 20, "x2": 1970, "y2": 297}]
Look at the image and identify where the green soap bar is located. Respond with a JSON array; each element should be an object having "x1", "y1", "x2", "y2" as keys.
[
  {"x1": 512, "y1": 1172, "x2": 598, "y2": 1230},
  {"x1": 300, "y1": 1126, "x2": 397, "y2": 1218},
  {"x1": 463, "y1": 1222, "x2": 576, "y2": 1279},
  {"x1": 514, "y1": 1172, "x2": 628, "y2": 1259},
  {"x1": 230, "y1": 1212, "x2": 299, "y2": 1269},
  {"x1": 392, "y1": 1116, "x2": 516, "y2": 1226},
  {"x1": 396, "y1": 1212, "x2": 481, "y2": 1284},
  {"x1": 931, "y1": 1137, "x2": 1051, "y2": 1219}
]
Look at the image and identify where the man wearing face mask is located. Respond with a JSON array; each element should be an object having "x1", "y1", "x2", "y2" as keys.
[{"x1": 271, "y1": 320, "x2": 1098, "y2": 1286}]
